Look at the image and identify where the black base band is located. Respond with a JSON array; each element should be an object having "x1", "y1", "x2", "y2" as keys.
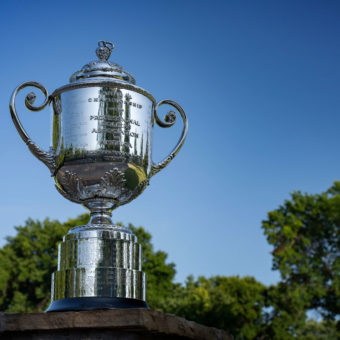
[{"x1": 45, "y1": 297, "x2": 149, "y2": 312}]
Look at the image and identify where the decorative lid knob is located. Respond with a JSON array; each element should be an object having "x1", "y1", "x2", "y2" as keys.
[
  {"x1": 96, "y1": 41, "x2": 114, "y2": 61},
  {"x1": 69, "y1": 40, "x2": 136, "y2": 84}
]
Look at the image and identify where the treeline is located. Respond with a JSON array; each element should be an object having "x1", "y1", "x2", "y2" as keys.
[{"x1": 0, "y1": 182, "x2": 339, "y2": 339}]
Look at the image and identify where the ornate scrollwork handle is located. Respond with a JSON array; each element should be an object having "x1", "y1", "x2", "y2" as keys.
[
  {"x1": 9, "y1": 81, "x2": 56, "y2": 175},
  {"x1": 151, "y1": 99, "x2": 188, "y2": 176}
]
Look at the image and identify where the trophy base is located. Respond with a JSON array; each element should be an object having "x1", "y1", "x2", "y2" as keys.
[
  {"x1": 48, "y1": 224, "x2": 147, "y2": 311},
  {"x1": 46, "y1": 297, "x2": 148, "y2": 312}
]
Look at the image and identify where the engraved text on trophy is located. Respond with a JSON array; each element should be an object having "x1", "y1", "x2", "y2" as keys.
[
  {"x1": 61, "y1": 87, "x2": 148, "y2": 165},
  {"x1": 90, "y1": 89, "x2": 141, "y2": 161}
]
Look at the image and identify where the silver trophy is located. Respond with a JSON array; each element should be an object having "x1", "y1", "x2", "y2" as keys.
[{"x1": 9, "y1": 41, "x2": 188, "y2": 311}]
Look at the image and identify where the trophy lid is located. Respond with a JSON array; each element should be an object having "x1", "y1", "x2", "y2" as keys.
[{"x1": 69, "y1": 41, "x2": 136, "y2": 85}]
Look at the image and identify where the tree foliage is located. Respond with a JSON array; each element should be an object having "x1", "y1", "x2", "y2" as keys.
[
  {"x1": 0, "y1": 217, "x2": 69, "y2": 312},
  {"x1": 159, "y1": 275, "x2": 268, "y2": 340},
  {"x1": 262, "y1": 181, "x2": 340, "y2": 319},
  {"x1": 296, "y1": 320, "x2": 339, "y2": 340}
]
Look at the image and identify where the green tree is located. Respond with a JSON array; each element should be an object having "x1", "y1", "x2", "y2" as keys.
[
  {"x1": 296, "y1": 319, "x2": 339, "y2": 340},
  {"x1": 263, "y1": 282, "x2": 309, "y2": 339},
  {"x1": 0, "y1": 214, "x2": 175, "y2": 313},
  {"x1": 262, "y1": 181, "x2": 340, "y2": 320},
  {"x1": 0, "y1": 218, "x2": 70, "y2": 312},
  {"x1": 159, "y1": 275, "x2": 268, "y2": 340}
]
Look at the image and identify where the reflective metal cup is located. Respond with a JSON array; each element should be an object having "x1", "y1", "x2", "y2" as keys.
[{"x1": 9, "y1": 41, "x2": 188, "y2": 311}]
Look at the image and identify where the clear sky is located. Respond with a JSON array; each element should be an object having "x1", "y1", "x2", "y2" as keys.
[{"x1": 1, "y1": 0, "x2": 340, "y2": 286}]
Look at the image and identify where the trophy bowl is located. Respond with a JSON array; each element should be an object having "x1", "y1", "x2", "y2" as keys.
[{"x1": 9, "y1": 41, "x2": 188, "y2": 311}]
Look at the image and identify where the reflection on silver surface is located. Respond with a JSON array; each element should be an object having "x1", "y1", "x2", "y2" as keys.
[
  {"x1": 9, "y1": 41, "x2": 188, "y2": 309},
  {"x1": 52, "y1": 225, "x2": 145, "y2": 301},
  {"x1": 53, "y1": 86, "x2": 153, "y2": 209}
]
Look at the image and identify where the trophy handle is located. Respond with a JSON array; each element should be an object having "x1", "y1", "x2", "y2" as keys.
[
  {"x1": 9, "y1": 81, "x2": 56, "y2": 175},
  {"x1": 151, "y1": 99, "x2": 188, "y2": 176}
]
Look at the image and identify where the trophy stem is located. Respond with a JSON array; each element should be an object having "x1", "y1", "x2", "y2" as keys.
[
  {"x1": 89, "y1": 211, "x2": 112, "y2": 225},
  {"x1": 86, "y1": 199, "x2": 115, "y2": 225}
]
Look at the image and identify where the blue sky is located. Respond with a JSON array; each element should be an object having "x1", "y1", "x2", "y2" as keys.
[{"x1": 1, "y1": 0, "x2": 340, "y2": 286}]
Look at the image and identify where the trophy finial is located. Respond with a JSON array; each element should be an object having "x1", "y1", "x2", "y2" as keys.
[
  {"x1": 96, "y1": 40, "x2": 114, "y2": 61},
  {"x1": 70, "y1": 40, "x2": 135, "y2": 84}
]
